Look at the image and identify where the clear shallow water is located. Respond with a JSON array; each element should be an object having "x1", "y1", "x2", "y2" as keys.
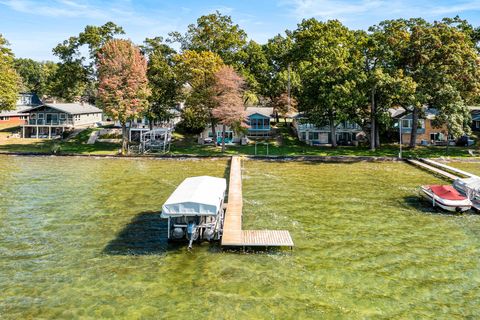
[{"x1": 0, "y1": 156, "x2": 479, "y2": 319}]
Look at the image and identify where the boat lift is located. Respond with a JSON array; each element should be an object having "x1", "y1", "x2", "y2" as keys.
[
  {"x1": 139, "y1": 128, "x2": 172, "y2": 154},
  {"x1": 161, "y1": 176, "x2": 227, "y2": 249}
]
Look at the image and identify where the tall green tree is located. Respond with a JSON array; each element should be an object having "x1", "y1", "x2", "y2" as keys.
[
  {"x1": 292, "y1": 19, "x2": 361, "y2": 147},
  {"x1": 174, "y1": 50, "x2": 224, "y2": 138},
  {"x1": 14, "y1": 58, "x2": 58, "y2": 97},
  {"x1": 169, "y1": 11, "x2": 247, "y2": 66},
  {"x1": 52, "y1": 22, "x2": 125, "y2": 102},
  {"x1": 370, "y1": 18, "x2": 480, "y2": 147},
  {"x1": 97, "y1": 39, "x2": 150, "y2": 155},
  {"x1": 142, "y1": 37, "x2": 179, "y2": 128},
  {"x1": 237, "y1": 40, "x2": 269, "y2": 103},
  {"x1": 0, "y1": 34, "x2": 20, "y2": 111}
]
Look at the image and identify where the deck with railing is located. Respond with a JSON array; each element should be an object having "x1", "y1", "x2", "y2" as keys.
[{"x1": 25, "y1": 119, "x2": 74, "y2": 126}]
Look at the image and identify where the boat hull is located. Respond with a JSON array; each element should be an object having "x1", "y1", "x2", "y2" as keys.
[{"x1": 420, "y1": 186, "x2": 472, "y2": 212}]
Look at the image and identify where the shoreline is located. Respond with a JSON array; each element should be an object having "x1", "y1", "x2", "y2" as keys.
[{"x1": 1, "y1": 151, "x2": 479, "y2": 162}]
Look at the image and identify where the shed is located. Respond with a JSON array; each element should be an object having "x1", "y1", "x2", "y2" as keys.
[{"x1": 161, "y1": 176, "x2": 227, "y2": 217}]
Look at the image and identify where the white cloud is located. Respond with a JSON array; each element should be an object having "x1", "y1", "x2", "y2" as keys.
[
  {"x1": 282, "y1": 0, "x2": 480, "y2": 21},
  {"x1": 0, "y1": 0, "x2": 108, "y2": 19}
]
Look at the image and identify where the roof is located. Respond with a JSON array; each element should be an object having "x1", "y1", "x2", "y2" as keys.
[
  {"x1": 19, "y1": 103, "x2": 102, "y2": 115},
  {"x1": 399, "y1": 108, "x2": 438, "y2": 120},
  {"x1": 388, "y1": 107, "x2": 407, "y2": 118},
  {"x1": 0, "y1": 105, "x2": 32, "y2": 117},
  {"x1": 161, "y1": 176, "x2": 227, "y2": 217},
  {"x1": 246, "y1": 107, "x2": 274, "y2": 118}
]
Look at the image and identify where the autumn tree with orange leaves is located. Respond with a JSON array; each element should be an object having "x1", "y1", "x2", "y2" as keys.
[
  {"x1": 212, "y1": 65, "x2": 245, "y2": 152},
  {"x1": 97, "y1": 39, "x2": 150, "y2": 154}
]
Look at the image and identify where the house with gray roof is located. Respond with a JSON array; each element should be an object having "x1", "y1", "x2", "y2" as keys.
[
  {"x1": 245, "y1": 107, "x2": 274, "y2": 137},
  {"x1": 19, "y1": 103, "x2": 103, "y2": 138}
]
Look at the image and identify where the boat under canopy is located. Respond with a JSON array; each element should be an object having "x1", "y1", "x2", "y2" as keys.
[
  {"x1": 453, "y1": 177, "x2": 480, "y2": 200},
  {"x1": 161, "y1": 176, "x2": 227, "y2": 217}
]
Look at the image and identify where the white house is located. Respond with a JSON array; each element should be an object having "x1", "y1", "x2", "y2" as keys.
[
  {"x1": 20, "y1": 103, "x2": 103, "y2": 138},
  {"x1": 292, "y1": 114, "x2": 364, "y2": 146}
]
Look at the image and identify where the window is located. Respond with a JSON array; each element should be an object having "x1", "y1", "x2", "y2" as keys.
[
  {"x1": 402, "y1": 119, "x2": 425, "y2": 129},
  {"x1": 401, "y1": 119, "x2": 411, "y2": 128},
  {"x1": 37, "y1": 113, "x2": 44, "y2": 119},
  {"x1": 19, "y1": 116, "x2": 27, "y2": 120},
  {"x1": 301, "y1": 132, "x2": 306, "y2": 141},
  {"x1": 0, "y1": 116, "x2": 10, "y2": 121},
  {"x1": 59, "y1": 113, "x2": 66, "y2": 120},
  {"x1": 308, "y1": 132, "x2": 319, "y2": 140},
  {"x1": 475, "y1": 121, "x2": 480, "y2": 129},
  {"x1": 430, "y1": 133, "x2": 438, "y2": 141}
]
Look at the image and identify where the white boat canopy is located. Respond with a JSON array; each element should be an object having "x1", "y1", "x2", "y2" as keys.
[
  {"x1": 161, "y1": 176, "x2": 227, "y2": 217},
  {"x1": 454, "y1": 177, "x2": 480, "y2": 197}
]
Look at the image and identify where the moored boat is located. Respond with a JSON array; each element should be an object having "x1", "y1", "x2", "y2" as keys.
[
  {"x1": 420, "y1": 185, "x2": 472, "y2": 212},
  {"x1": 161, "y1": 176, "x2": 227, "y2": 249}
]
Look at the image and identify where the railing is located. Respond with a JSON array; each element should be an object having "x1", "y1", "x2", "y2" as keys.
[{"x1": 27, "y1": 119, "x2": 74, "y2": 126}]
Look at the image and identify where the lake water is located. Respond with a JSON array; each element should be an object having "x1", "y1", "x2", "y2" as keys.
[{"x1": 1, "y1": 155, "x2": 479, "y2": 319}]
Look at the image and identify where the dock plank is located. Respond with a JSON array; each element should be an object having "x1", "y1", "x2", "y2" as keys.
[
  {"x1": 406, "y1": 159, "x2": 460, "y2": 180},
  {"x1": 420, "y1": 158, "x2": 478, "y2": 178},
  {"x1": 221, "y1": 156, "x2": 294, "y2": 247}
]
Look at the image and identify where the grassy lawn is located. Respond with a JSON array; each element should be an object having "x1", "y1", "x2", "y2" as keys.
[
  {"x1": 170, "y1": 124, "x2": 478, "y2": 158},
  {"x1": 0, "y1": 127, "x2": 120, "y2": 155},
  {"x1": 0, "y1": 123, "x2": 478, "y2": 158}
]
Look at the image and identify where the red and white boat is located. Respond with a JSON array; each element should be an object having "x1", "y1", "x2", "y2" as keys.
[{"x1": 420, "y1": 185, "x2": 472, "y2": 212}]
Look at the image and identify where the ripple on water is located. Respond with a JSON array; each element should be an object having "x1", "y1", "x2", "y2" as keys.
[{"x1": 0, "y1": 156, "x2": 479, "y2": 319}]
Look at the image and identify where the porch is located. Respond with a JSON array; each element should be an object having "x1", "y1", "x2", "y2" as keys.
[{"x1": 22, "y1": 124, "x2": 73, "y2": 139}]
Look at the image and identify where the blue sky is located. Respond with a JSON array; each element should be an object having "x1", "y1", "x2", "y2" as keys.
[{"x1": 1, "y1": 0, "x2": 480, "y2": 61}]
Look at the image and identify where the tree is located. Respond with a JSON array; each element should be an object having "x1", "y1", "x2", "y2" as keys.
[
  {"x1": 52, "y1": 22, "x2": 125, "y2": 102},
  {"x1": 370, "y1": 19, "x2": 480, "y2": 147},
  {"x1": 0, "y1": 34, "x2": 19, "y2": 111},
  {"x1": 353, "y1": 30, "x2": 417, "y2": 150},
  {"x1": 293, "y1": 19, "x2": 361, "y2": 148},
  {"x1": 237, "y1": 40, "x2": 269, "y2": 103},
  {"x1": 97, "y1": 39, "x2": 150, "y2": 155},
  {"x1": 271, "y1": 92, "x2": 298, "y2": 123},
  {"x1": 14, "y1": 58, "x2": 58, "y2": 97},
  {"x1": 142, "y1": 37, "x2": 179, "y2": 128},
  {"x1": 174, "y1": 50, "x2": 224, "y2": 138},
  {"x1": 212, "y1": 66, "x2": 245, "y2": 152},
  {"x1": 169, "y1": 11, "x2": 247, "y2": 66}
]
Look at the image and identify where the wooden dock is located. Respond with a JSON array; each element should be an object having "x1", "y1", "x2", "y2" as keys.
[
  {"x1": 419, "y1": 158, "x2": 478, "y2": 178},
  {"x1": 405, "y1": 159, "x2": 461, "y2": 180},
  {"x1": 221, "y1": 156, "x2": 294, "y2": 248}
]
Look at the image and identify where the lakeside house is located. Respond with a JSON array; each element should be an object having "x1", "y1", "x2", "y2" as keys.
[
  {"x1": 292, "y1": 114, "x2": 363, "y2": 146},
  {"x1": 471, "y1": 107, "x2": 480, "y2": 132},
  {"x1": 199, "y1": 107, "x2": 274, "y2": 144},
  {"x1": 19, "y1": 103, "x2": 103, "y2": 138},
  {"x1": 127, "y1": 104, "x2": 183, "y2": 142},
  {"x1": 391, "y1": 107, "x2": 449, "y2": 145},
  {"x1": 245, "y1": 107, "x2": 274, "y2": 137},
  {"x1": 0, "y1": 93, "x2": 42, "y2": 126}
]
